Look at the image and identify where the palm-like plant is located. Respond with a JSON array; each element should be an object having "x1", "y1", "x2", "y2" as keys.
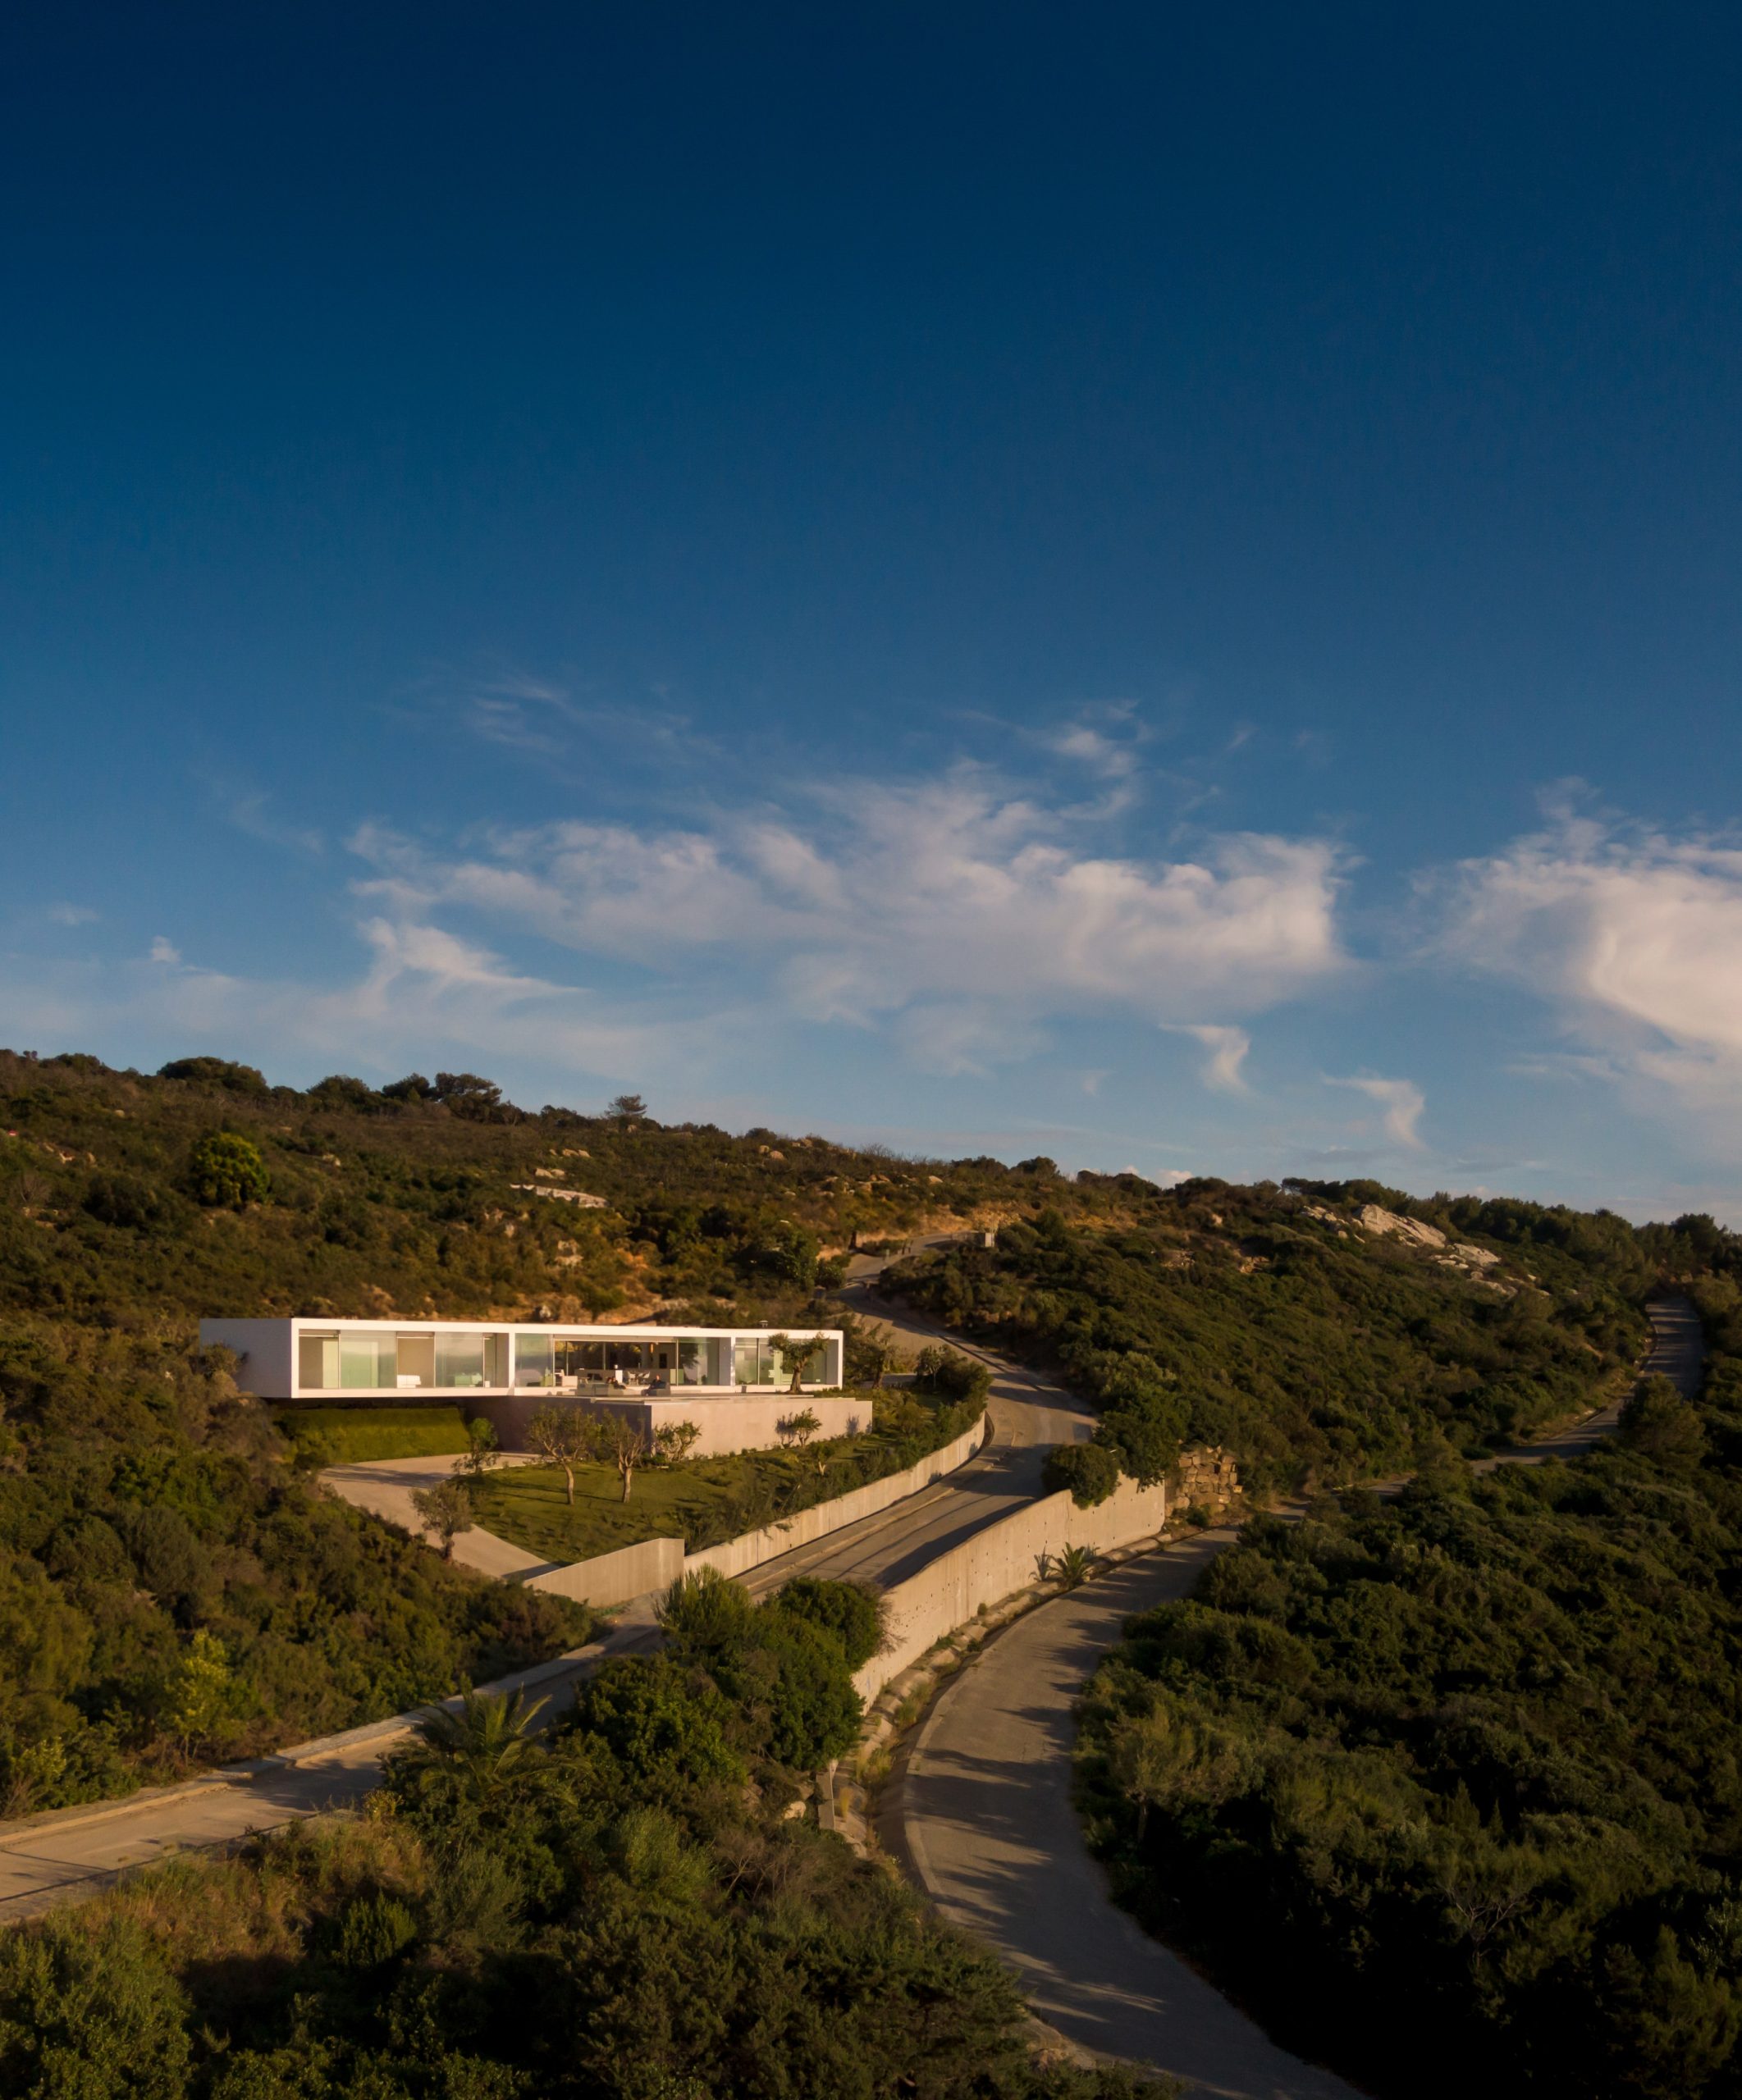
[
  {"x1": 1036, "y1": 1543, "x2": 1097, "y2": 1591},
  {"x1": 401, "y1": 1687, "x2": 550, "y2": 1798}
]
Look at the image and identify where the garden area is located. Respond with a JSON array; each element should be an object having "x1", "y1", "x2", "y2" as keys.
[{"x1": 469, "y1": 1377, "x2": 986, "y2": 1561}]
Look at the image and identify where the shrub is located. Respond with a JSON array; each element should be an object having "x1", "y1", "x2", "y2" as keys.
[
  {"x1": 773, "y1": 1577, "x2": 886, "y2": 1669},
  {"x1": 913, "y1": 1345, "x2": 992, "y2": 1409},
  {"x1": 158, "y1": 1056, "x2": 267, "y2": 1095},
  {"x1": 83, "y1": 1174, "x2": 170, "y2": 1231},
  {"x1": 1620, "y1": 1372, "x2": 1707, "y2": 1468},
  {"x1": 746, "y1": 1611, "x2": 862, "y2": 1768},
  {"x1": 0, "y1": 1915, "x2": 192, "y2": 2097},
  {"x1": 657, "y1": 1567, "x2": 757, "y2": 1660},
  {"x1": 185, "y1": 1132, "x2": 269, "y2": 1208},
  {"x1": 577, "y1": 1656, "x2": 744, "y2": 1792},
  {"x1": 1043, "y1": 1440, "x2": 1120, "y2": 1508}
]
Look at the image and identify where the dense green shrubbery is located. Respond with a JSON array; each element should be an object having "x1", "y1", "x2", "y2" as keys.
[
  {"x1": 0, "y1": 1321, "x2": 590, "y2": 1814},
  {"x1": 889, "y1": 1186, "x2": 1673, "y2": 1493},
  {"x1": 1043, "y1": 1440, "x2": 1120, "y2": 1507},
  {"x1": 0, "y1": 1046, "x2": 1100, "y2": 1815},
  {"x1": 0, "y1": 1586, "x2": 1163, "y2": 2099},
  {"x1": 0, "y1": 1048, "x2": 1128, "y2": 1328},
  {"x1": 1076, "y1": 1271, "x2": 1742, "y2": 2100}
]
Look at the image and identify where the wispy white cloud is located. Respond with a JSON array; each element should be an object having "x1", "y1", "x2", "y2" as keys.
[
  {"x1": 0, "y1": 920, "x2": 738, "y2": 1096},
  {"x1": 348, "y1": 771, "x2": 1350, "y2": 1075},
  {"x1": 1324, "y1": 1072, "x2": 1427, "y2": 1149},
  {"x1": 1163, "y1": 1022, "x2": 1251, "y2": 1092},
  {"x1": 1433, "y1": 806, "x2": 1742, "y2": 1134},
  {"x1": 47, "y1": 903, "x2": 98, "y2": 927},
  {"x1": 223, "y1": 790, "x2": 324, "y2": 856}
]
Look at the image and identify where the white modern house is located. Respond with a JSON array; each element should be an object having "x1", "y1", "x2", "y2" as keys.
[{"x1": 200, "y1": 1317, "x2": 856, "y2": 1459}]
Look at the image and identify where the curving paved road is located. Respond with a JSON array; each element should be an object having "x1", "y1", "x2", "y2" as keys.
[
  {"x1": 737, "y1": 1264, "x2": 1091, "y2": 1600},
  {"x1": 885, "y1": 1297, "x2": 1703, "y2": 2098},
  {"x1": 0, "y1": 1249, "x2": 1083, "y2": 1922}
]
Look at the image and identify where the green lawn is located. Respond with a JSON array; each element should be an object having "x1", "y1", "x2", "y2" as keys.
[
  {"x1": 469, "y1": 1419, "x2": 933, "y2": 1562},
  {"x1": 277, "y1": 1404, "x2": 473, "y2": 1462}
]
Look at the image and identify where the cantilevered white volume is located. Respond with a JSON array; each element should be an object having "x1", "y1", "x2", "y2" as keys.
[{"x1": 199, "y1": 1317, "x2": 845, "y2": 1403}]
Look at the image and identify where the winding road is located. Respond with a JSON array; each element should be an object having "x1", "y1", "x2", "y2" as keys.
[
  {"x1": 0, "y1": 1277, "x2": 1706, "y2": 2100},
  {"x1": 884, "y1": 1296, "x2": 1705, "y2": 2098},
  {"x1": 738, "y1": 1259, "x2": 1091, "y2": 1599},
  {"x1": 0, "y1": 1248, "x2": 1080, "y2": 1924}
]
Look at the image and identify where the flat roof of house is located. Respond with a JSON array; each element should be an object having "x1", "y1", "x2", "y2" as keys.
[{"x1": 223, "y1": 1317, "x2": 838, "y2": 1336}]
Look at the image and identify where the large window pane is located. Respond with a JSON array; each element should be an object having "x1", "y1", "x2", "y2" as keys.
[
  {"x1": 299, "y1": 1333, "x2": 339, "y2": 1390},
  {"x1": 516, "y1": 1334, "x2": 554, "y2": 1387},
  {"x1": 339, "y1": 1331, "x2": 395, "y2": 1390},
  {"x1": 435, "y1": 1332, "x2": 487, "y2": 1387}
]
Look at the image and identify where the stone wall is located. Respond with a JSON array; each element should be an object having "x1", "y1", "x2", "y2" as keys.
[{"x1": 1172, "y1": 1444, "x2": 1242, "y2": 1517}]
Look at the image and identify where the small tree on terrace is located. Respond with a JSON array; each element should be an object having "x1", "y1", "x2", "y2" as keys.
[
  {"x1": 457, "y1": 1416, "x2": 502, "y2": 1479},
  {"x1": 411, "y1": 1478, "x2": 473, "y2": 1559},
  {"x1": 778, "y1": 1408, "x2": 822, "y2": 1451},
  {"x1": 770, "y1": 1332, "x2": 826, "y2": 1393},
  {"x1": 592, "y1": 1414, "x2": 652, "y2": 1503},
  {"x1": 526, "y1": 1405, "x2": 592, "y2": 1506},
  {"x1": 655, "y1": 1420, "x2": 702, "y2": 1465}
]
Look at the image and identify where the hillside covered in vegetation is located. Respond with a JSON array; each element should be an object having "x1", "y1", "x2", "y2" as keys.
[
  {"x1": 884, "y1": 1178, "x2": 1723, "y2": 1494},
  {"x1": 0, "y1": 1048, "x2": 1089, "y2": 1326},
  {"x1": 0, "y1": 1045, "x2": 1076, "y2": 1817},
  {"x1": 1074, "y1": 1268, "x2": 1742, "y2": 2100},
  {"x1": 0, "y1": 1568, "x2": 1159, "y2": 2100},
  {"x1": 1, "y1": 1044, "x2": 1717, "y2": 1817}
]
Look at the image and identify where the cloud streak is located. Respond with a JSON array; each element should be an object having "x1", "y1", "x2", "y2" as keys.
[
  {"x1": 1164, "y1": 1023, "x2": 1252, "y2": 1092},
  {"x1": 351, "y1": 774, "x2": 1349, "y2": 1073},
  {"x1": 1433, "y1": 809, "x2": 1742, "y2": 1122},
  {"x1": 1324, "y1": 1072, "x2": 1427, "y2": 1149}
]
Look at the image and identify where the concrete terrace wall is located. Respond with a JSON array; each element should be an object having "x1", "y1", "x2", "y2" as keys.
[
  {"x1": 853, "y1": 1472, "x2": 1175, "y2": 1704},
  {"x1": 524, "y1": 1534, "x2": 684, "y2": 1608},
  {"x1": 474, "y1": 1392, "x2": 867, "y2": 1461},
  {"x1": 514, "y1": 1413, "x2": 990, "y2": 1609},
  {"x1": 685, "y1": 1413, "x2": 990, "y2": 1582}
]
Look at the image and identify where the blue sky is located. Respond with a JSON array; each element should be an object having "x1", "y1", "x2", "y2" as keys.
[{"x1": 5, "y1": 4, "x2": 1742, "y2": 1219}]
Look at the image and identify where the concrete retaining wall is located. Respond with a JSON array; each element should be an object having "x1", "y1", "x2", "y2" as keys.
[
  {"x1": 853, "y1": 1472, "x2": 1173, "y2": 1703},
  {"x1": 516, "y1": 1412, "x2": 987, "y2": 1608},
  {"x1": 524, "y1": 1534, "x2": 684, "y2": 1607},
  {"x1": 474, "y1": 1392, "x2": 866, "y2": 1460},
  {"x1": 684, "y1": 1413, "x2": 989, "y2": 1582}
]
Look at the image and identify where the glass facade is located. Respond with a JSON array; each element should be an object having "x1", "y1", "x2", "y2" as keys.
[
  {"x1": 294, "y1": 1326, "x2": 834, "y2": 1393},
  {"x1": 434, "y1": 1331, "x2": 496, "y2": 1388}
]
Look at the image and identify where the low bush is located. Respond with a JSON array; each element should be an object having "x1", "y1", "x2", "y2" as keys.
[
  {"x1": 773, "y1": 1574, "x2": 887, "y2": 1668},
  {"x1": 1043, "y1": 1440, "x2": 1120, "y2": 1507},
  {"x1": 1076, "y1": 1281, "x2": 1742, "y2": 2100}
]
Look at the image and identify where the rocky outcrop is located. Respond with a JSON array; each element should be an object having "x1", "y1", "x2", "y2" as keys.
[{"x1": 1301, "y1": 1202, "x2": 1506, "y2": 1281}]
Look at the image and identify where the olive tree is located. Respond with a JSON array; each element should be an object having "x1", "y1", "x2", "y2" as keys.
[{"x1": 525, "y1": 1404, "x2": 592, "y2": 1505}]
